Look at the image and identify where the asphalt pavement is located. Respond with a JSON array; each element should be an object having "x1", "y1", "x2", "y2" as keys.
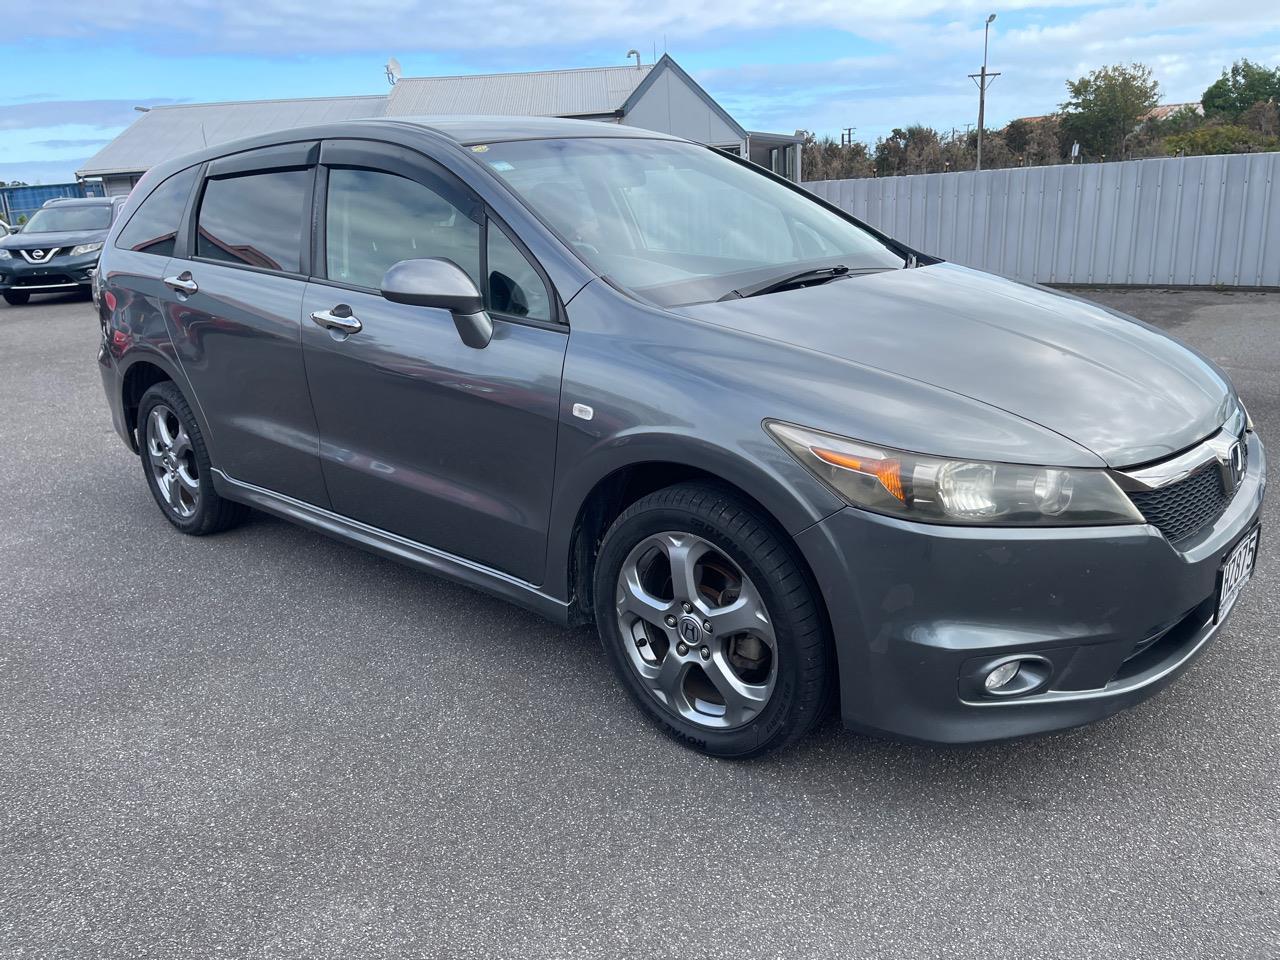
[{"x1": 0, "y1": 287, "x2": 1276, "y2": 959}]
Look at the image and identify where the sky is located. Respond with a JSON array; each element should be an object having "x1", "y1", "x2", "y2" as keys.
[{"x1": 3, "y1": 0, "x2": 1279, "y2": 184}]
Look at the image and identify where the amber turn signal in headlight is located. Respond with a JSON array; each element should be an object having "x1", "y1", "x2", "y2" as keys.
[{"x1": 766, "y1": 420, "x2": 1145, "y2": 526}]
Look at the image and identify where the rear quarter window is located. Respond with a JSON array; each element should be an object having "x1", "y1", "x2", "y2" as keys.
[{"x1": 115, "y1": 167, "x2": 199, "y2": 257}]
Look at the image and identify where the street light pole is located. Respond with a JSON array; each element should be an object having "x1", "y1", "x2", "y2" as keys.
[{"x1": 970, "y1": 13, "x2": 1000, "y2": 172}]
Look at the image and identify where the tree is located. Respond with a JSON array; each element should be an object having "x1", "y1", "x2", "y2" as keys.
[
  {"x1": 992, "y1": 118, "x2": 1064, "y2": 166},
  {"x1": 1059, "y1": 63, "x2": 1160, "y2": 160},
  {"x1": 1002, "y1": 119, "x2": 1034, "y2": 155},
  {"x1": 1025, "y1": 116, "x2": 1064, "y2": 165},
  {"x1": 799, "y1": 132, "x2": 874, "y2": 181},
  {"x1": 874, "y1": 126, "x2": 955, "y2": 176},
  {"x1": 1127, "y1": 104, "x2": 1204, "y2": 157},
  {"x1": 1202, "y1": 60, "x2": 1280, "y2": 121},
  {"x1": 1241, "y1": 99, "x2": 1280, "y2": 138},
  {"x1": 873, "y1": 127, "x2": 913, "y2": 176},
  {"x1": 1164, "y1": 124, "x2": 1280, "y2": 157}
]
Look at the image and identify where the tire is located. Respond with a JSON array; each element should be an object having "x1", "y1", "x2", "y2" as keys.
[
  {"x1": 593, "y1": 482, "x2": 833, "y2": 758},
  {"x1": 3, "y1": 291, "x2": 30, "y2": 306},
  {"x1": 137, "y1": 381, "x2": 247, "y2": 535}
]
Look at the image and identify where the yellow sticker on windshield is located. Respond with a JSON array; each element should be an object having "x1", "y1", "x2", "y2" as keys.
[{"x1": 471, "y1": 144, "x2": 489, "y2": 153}]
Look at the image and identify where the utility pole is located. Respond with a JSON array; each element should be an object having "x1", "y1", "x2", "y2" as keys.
[
  {"x1": 969, "y1": 13, "x2": 1001, "y2": 171},
  {"x1": 840, "y1": 127, "x2": 854, "y2": 147}
]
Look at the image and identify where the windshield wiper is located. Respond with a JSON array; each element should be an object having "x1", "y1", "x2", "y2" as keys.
[{"x1": 717, "y1": 264, "x2": 854, "y2": 302}]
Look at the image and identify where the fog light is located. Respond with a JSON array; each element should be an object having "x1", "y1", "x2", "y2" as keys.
[{"x1": 984, "y1": 660, "x2": 1021, "y2": 691}]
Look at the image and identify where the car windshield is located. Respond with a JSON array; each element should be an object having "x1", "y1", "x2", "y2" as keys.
[
  {"x1": 476, "y1": 137, "x2": 905, "y2": 306},
  {"x1": 22, "y1": 205, "x2": 113, "y2": 233}
]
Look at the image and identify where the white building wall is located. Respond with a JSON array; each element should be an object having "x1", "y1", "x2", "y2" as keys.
[
  {"x1": 621, "y1": 70, "x2": 744, "y2": 149},
  {"x1": 100, "y1": 175, "x2": 139, "y2": 197}
]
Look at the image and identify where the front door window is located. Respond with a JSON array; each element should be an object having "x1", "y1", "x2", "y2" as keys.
[{"x1": 325, "y1": 167, "x2": 480, "y2": 290}]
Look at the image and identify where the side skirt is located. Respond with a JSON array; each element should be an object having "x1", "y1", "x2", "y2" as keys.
[{"x1": 211, "y1": 468, "x2": 571, "y2": 625}]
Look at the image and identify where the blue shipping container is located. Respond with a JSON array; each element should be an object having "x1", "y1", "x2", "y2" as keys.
[{"x1": 0, "y1": 182, "x2": 101, "y2": 224}]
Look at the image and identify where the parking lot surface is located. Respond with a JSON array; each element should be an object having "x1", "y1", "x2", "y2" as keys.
[{"x1": 1, "y1": 288, "x2": 1276, "y2": 959}]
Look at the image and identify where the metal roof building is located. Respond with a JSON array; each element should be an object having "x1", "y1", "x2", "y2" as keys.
[
  {"x1": 78, "y1": 95, "x2": 387, "y2": 194},
  {"x1": 383, "y1": 63, "x2": 655, "y2": 119},
  {"x1": 77, "y1": 55, "x2": 802, "y2": 194}
]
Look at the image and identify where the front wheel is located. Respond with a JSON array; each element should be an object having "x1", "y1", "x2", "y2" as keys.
[
  {"x1": 3, "y1": 291, "x2": 30, "y2": 306},
  {"x1": 593, "y1": 483, "x2": 833, "y2": 758}
]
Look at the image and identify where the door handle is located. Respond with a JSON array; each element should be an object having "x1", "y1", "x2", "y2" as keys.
[
  {"x1": 163, "y1": 272, "x2": 198, "y2": 295},
  {"x1": 310, "y1": 305, "x2": 363, "y2": 335}
]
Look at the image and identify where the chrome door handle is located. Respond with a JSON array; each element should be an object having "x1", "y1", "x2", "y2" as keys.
[
  {"x1": 163, "y1": 272, "x2": 198, "y2": 295},
  {"x1": 310, "y1": 306, "x2": 363, "y2": 335}
]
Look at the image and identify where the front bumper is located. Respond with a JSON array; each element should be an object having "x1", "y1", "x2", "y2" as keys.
[
  {"x1": 797, "y1": 430, "x2": 1267, "y2": 743},
  {"x1": 0, "y1": 251, "x2": 99, "y2": 292}
]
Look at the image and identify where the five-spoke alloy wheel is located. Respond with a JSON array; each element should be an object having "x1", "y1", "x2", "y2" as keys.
[
  {"x1": 137, "y1": 380, "x2": 246, "y2": 536},
  {"x1": 594, "y1": 482, "x2": 833, "y2": 758},
  {"x1": 145, "y1": 404, "x2": 200, "y2": 520},
  {"x1": 616, "y1": 531, "x2": 777, "y2": 729}
]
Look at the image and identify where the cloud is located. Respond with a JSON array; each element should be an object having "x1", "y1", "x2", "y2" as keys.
[
  {"x1": 12, "y1": 0, "x2": 1280, "y2": 150},
  {"x1": 695, "y1": 0, "x2": 1280, "y2": 137},
  {"x1": 0, "y1": 99, "x2": 177, "y2": 132},
  {"x1": 22, "y1": 0, "x2": 1120, "y2": 53},
  {"x1": 0, "y1": 158, "x2": 87, "y2": 185}
]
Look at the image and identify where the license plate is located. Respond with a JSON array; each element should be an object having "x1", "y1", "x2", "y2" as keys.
[{"x1": 1217, "y1": 527, "x2": 1260, "y2": 622}]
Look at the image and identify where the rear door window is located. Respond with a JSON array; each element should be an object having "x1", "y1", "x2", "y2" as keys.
[
  {"x1": 196, "y1": 169, "x2": 310, "y2": 273},
  {"x1": 324, "y1": 167, "x2": 480, "y2": 290},
  {"x1": 115, "y1": 166, "x2": 198, "y2": 257}
]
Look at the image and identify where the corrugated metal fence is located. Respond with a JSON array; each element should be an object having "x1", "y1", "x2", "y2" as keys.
[{"x1": 806, "y1": 152, "x2": 1280, "y2": 287}]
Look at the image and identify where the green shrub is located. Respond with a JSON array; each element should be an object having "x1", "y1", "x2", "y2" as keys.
[{"x1": 1163, "y1": 125, "x2": 1280, "y2": 156}]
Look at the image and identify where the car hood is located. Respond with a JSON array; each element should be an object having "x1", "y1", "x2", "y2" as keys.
[
  {"x1": 677, "y1": 262, "x2": 1235, "y2": 467},
  {"x1": 0, "y1": 228, "x2": 105, "y2": 250}
]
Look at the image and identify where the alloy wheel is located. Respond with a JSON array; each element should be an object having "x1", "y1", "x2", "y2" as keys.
[
  {"x1": 615, "y1": 531, "x2": 777, "y2": 730},
  {"x1": 146, "y1": 404, "x2": 200, "y2": 520}
]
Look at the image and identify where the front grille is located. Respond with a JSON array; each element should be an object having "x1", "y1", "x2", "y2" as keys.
[
  {"x1": 12, "y1": 273, "x2": 75, "y2": 287},
  {"x1": 1128, "y1": 464, "x2": 1231, "y2": 543},
  {"x1": 17, "y1": 248, "x2": 61, "y2": 263}
]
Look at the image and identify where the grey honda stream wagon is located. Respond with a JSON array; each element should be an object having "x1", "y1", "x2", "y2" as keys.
[{"x1": 96, "y1": 116, "x2": 1265, "y2": 757}]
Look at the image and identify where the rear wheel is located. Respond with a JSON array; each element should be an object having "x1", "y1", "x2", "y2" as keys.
[
  {"x1": 137, "y1": 381, "x2": 247, "y2": 535},
  {"x1": 593, "y1": 482, "x2": 832, "y2": 758},
  {"x1": 3, "y1": 291, "x2": 30, "y2": 306}
]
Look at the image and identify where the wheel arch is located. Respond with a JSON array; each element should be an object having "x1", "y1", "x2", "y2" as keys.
[
  {"x1": 118, "y1": 353, "x2": 212, "y2": 459},
  {"x1": 551, "y1": 437, "x2": 840, "y2": 627}
]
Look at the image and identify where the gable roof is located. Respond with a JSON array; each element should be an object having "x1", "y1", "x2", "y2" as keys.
[
  {"x1": 386, "y1": 115, "x2": 680, "y2": 145},
  {"x1": 75, "y1": 56, "x2": 752, "y2": 179},
  {"x1": 385, "y1": 62, "x2": 654, "y2": 119},
  {"x1": 620, "y1": 55, "x2": 747, "y2": 140},
  {"x1": 76, "y1": 95, "x2": 387, "y2": 177}
]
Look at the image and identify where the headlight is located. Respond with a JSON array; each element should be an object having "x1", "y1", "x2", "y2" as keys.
[
  {"x1": 767, "y1": 421, "x2": 1144, "y2": 526},
  {"x1": 71, "y1": 242, "x2": 104, "y2": 257},
  {"x1": 0, "y1": 249, "x2": 10, "y2": 260}
]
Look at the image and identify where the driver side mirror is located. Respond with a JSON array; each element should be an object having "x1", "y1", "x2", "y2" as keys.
[{"x1": 381, "y1": 258, "x2": 492, "y2": 349}]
